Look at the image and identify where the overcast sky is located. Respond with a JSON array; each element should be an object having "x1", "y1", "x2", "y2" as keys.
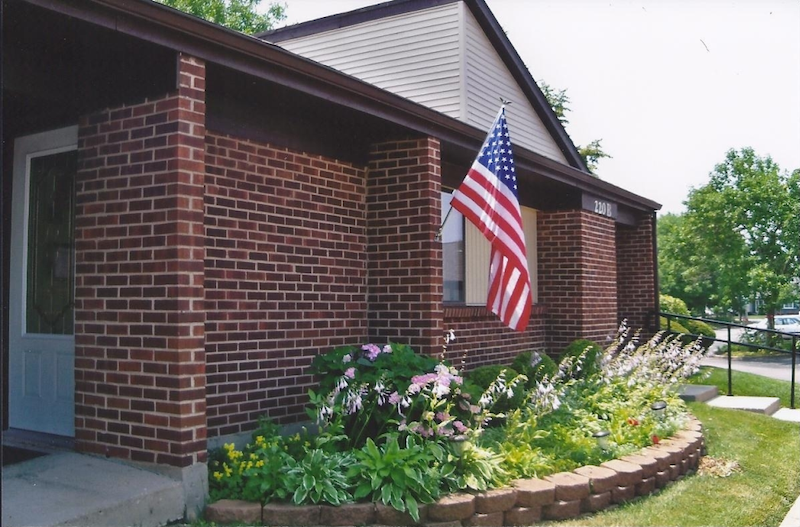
[{"x1": 274, "y1": 0, "x2": 800, "y2": 215}]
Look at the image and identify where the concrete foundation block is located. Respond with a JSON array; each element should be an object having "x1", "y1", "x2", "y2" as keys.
[
  {"x1": 462, "y1": 511, "x2": 505, "y2": 527},
  {"x1": 581, "y1": 491, "x2": 612, "y2": 512},
  {"x1": 573, "y1": 465, "x2": 620, "y2": 494},
  {"x1": 542, "y1": 499, "x2": 582, "y2": 521},
  {"x1": 205, "y1": 499, "x2": 261, "y2": 525},
  {"x1": 262, "y1": 503, "x2": 320, "y2": 526},
  {"x1": 512, "y1": 478, "x2": 555, "y2": 507},
  {"x1": 474, "y1": 488, "x2": 518, "y2": 514},
  {"x1": 427, "y1": 493, "x2": 475, "y2": 522},
  {"x1": 636, "y1": 476, "x2": 656, "y2": 496},
  {"x1": 601, "y1": 459, "x2": 643, "y2": 487},
  {"x1": 503, "y1": 506, "x2": 542, "y2": 526},
  {"x1": 544, "y1": 471, "x2": 591, "y2": 502},
  {"x1": 611, "y1": 484, "x2": 636, "y2": 504}
]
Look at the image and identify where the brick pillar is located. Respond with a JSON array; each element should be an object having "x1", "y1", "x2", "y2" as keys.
[
  {"x1": 617, "y1": 213, "x2": 657, "y2": 333},
  {"x1": 538, "y1": 210, "x2": 618, "y2": 352},
  {"x1": 74, "y1": 54, "x2": 206, "y2": 468},
  {"x1": 366, "y1": 138, "x2": 442, "y2": 356}
]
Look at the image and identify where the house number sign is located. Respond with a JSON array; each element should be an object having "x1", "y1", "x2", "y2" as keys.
[{"x1": 582, "y1": 193, "x2": 617, "y2": 219}]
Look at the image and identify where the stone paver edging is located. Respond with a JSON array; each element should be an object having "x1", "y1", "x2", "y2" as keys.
[{"x1": 206, "y1": 417, "x2": 704, "y2": 526}]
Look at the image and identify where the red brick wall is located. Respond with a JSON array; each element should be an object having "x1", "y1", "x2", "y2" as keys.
[
  {"x1": 366, "y1": 138, "x2": 443, "y2": 356},
  {"x1": 616, "y1": 213, "x2": 657, "y2": 332},
  {"x1": 442, "y1": 306, "x2": 548, "y2": 370},
  {"x1": 580, "y1": 212, "x2": 619, "y2": 345},
  {"x1": 203, "y1": 132, "x2": 368, "y2": 437},
  {"x1": 74, "y1": 54, "x2": 206, "y2": 467},
  {"x1": 537, "y1": 210, "x2": 618, "y2": 353}
]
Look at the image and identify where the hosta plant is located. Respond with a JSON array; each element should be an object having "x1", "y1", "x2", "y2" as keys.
[{"x1": 347, "y1": 434, "x2": 445, "y2": 522}]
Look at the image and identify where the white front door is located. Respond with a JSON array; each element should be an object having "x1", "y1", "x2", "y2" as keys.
[{"x1": 9, "y1": 126, "x2": 78, "y2": 437}]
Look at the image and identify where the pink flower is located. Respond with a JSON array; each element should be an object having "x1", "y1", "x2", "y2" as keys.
[
  {"x1": 344, "y1": 367, "x2": 355, "y2": 379},
  {"x1": 361, "y1": 344, "x2": 382, "y2": 361}
]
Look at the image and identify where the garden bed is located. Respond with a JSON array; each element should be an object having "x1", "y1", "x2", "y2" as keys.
[
  {"x1": 206, "y1": 417, "x2": 704, "y2": 526},
  {"x1": 204, "y1": 326, "x2": 708, "y2": 526}
]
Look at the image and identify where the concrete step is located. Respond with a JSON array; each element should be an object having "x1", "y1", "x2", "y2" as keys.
[
  {"x1": 772, "y1": 408, "x2": 800, "y2": 423},
  {"x1": 677, "y1": 384, "x2": 719, "y2": 403},
  {"x1": 1, "y1": 452, "x2": 185, "y2": 527},
  {"x1": 706, "y1": 395, "x2": 781, "y2": 416}
]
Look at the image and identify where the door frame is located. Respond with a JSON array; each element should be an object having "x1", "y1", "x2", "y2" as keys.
[{"x1": 9, "y1": 125, "x2": 78, "y2": 437}]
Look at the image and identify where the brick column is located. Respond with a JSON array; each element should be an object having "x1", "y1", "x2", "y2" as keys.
[
  {"x1": 366, "y1": 138, "x2": 442, "y2": 356},
  {"x1": 616, "y1": 213, "x2": 657, "y2": 333},
  {"x1": 74, "y1": 54, "x2": 206, "y2": 468},
  {"x1": 538, "y1": 210, "x2": 618, "y2": 352}
]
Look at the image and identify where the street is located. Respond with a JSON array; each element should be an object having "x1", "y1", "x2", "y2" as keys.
[{"x1": 703, "y1": 328, "x2": 800, "y2": 383}]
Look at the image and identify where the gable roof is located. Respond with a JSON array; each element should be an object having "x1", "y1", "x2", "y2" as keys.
[{"x1": 262, "y1": 0, "x2": 587, "y2": 172}]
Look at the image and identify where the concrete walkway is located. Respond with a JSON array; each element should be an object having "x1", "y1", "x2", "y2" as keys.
[{"x1": 1, "y1": 451, "x2": 185, "y2": 527}]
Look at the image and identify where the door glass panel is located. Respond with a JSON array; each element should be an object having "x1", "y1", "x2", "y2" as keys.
[{"x1": 26, "y1": 150, "x2": 76, "y2": 335}]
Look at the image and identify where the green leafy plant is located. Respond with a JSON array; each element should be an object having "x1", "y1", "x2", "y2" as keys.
[
  {"x1": 442, "y1": 440, "x2": 509, "y2": 492},
  {"x1": 465, "y1": 365, "x2": 526, "y2": 413},
  {"x1": 286, "y1": 449, "x2": 354, "y2": 505},
  {"x1": 347, "y1": 434, "x2": 444, "y2": 521},
  {"x1": 511, "y1": 350, "x2": 557, "y2": 389},
  {"x1": 559, "y1": 339, "x2": 602, "y2": 379}
]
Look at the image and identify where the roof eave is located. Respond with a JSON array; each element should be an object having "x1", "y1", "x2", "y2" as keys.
[{"x1": 22, "y1": 0, "x2": 658, "y2": 212}]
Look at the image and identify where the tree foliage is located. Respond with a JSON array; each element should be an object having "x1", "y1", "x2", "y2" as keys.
[
  {"x1": 537, "y1": 80, "x2": 611, "y2": 175},
  {"x1": 660, "y1": 148, "x2": 799, "y2": 319},
  {"x1": 155, "y1": 0, "x2": 286, "y2": 34}
]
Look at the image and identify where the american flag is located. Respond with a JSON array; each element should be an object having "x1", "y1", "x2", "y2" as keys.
[{"x1": 450, "y1": 107, "x2": 532, "y2": 331}]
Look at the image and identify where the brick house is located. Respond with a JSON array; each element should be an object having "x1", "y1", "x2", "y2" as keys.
[{"x1": 1, "y1": 0, "x2": 660, "y2": 501}]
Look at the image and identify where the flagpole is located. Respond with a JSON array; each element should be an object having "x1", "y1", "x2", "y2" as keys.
[{"x1": 436, "y1": 99, "x2": 512, "y2": 242}]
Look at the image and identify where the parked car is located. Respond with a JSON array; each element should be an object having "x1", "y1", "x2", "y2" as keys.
[{"x1": 746, "y1": 316, "x2": 800, "y2": 336}]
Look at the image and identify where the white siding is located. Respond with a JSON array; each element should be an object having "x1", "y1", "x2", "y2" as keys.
[
  {"x1": 272, "y1": 1, "x2": 568, "y2": 162},
  {"x1": 275, "y1": 3, "x2": 464, "y2": 118},
  {"x1": 462, "y1": 7, "x2": 567, "y2": 162}
]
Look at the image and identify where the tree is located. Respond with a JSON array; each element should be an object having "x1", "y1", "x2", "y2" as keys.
[
  {"x1": 537, "y1": 80, "x2": 611, "y2": 175},
  {"x1": 155, "y1": 0, "x2": 286, "y2": 34},
  {"x1": 681, "y1": 148, "x2": 799, "y2": 323},
  {"x1": 656, "y1": 212, "x2": 718, "y2": 315}
]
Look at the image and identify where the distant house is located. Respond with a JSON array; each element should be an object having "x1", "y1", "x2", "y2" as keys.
[{"x1": 1, "y1": 0, "x2": 660, "y2": 504}]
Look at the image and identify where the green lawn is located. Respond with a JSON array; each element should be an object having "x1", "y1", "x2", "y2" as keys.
[
  {"x1": 542, "y1": 369, "x2": 800, "y2": 527},
  {"x1": 688, "y1": 366, "x2": 800, "y2": 408}
]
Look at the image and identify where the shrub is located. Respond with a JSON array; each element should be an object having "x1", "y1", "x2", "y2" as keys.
[
  {"x1": 660, "y1": 316, "x2": 690, "y2": 334},
  {"x1": 684, "y1": 318, "x2": 716, "y2": 338},
  {"x1": 558, "y1": 339, "x2": 601, "y2": 379},
  {"x1": 465, "y1": 365, "x2": 525, "y2": 413},
  {"x1": 660, "y1": 294, "x2": 691, "y2": 316},
  {"x1": 511, "y1": 351, "x2": 557, "y2": 388}
]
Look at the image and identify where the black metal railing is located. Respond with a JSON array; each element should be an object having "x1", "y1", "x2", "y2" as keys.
[{"x1": 659, "y1": 311, "x2": 798, "y2": 409}]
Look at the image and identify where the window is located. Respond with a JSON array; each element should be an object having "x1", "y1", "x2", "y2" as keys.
[
  {"x1": 441, "y1": 192, "x2": 465, "y2": 302},
  {"x1": 441, "y1": 190, "x2": 537, "y2": 304}
]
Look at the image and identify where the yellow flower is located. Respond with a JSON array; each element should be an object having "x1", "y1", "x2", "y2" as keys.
[
  {"x1": 223, "y1": 464, "x2": 233, "y2": 477},
  {"x1": 213, "y1": 471, "x2": 223, "y2": 481},
  {"x1": 256, "y1": 460, "x2": 265, "y2": 468},
  {"x1": 255, "y1": 435, "x2": 265, "y2": 446}
]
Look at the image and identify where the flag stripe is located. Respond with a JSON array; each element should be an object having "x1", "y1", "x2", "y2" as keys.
[
  {"x1": 453, "y1": 166, "x2": 527, "y2": 271},
  {"x1": 449, "y1": 107, "x2": 532, "y2": 332}
]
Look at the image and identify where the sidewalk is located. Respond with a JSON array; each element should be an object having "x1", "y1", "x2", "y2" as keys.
[{"x1": 1, "y1": 450, "x2": 185, "y2": 527}]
